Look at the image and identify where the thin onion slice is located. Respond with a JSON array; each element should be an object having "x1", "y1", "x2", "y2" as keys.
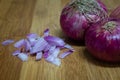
[
  {"x1": 2, "y1": 39, "x2": 14, "y2": 45},
  {"x1": 44, "y1": 47, "x2": 60, "y2": 58},
  {"x1": 14, "y1": 39, "x2": 25, "y2": 48},
  {"x1": 12, "y1": 50, "x2": 20, "y2": 56},
  {"x1": 26, "y1": 33, "x2": 39, "y2": 39},
  {"x1": 44, "y1": 35, "x2": 65, "y2": 46},
  {"x1": 44, "y1": 46, "x2": 58, "y2": 58},
  {"x1": 48, "y1": 45, "x2": 56, "y2": 54},
  {"x1": 36, "y1": 52, "x2": 42, "y2": 60},
  {"x1": 51, "y1": 47, "x2": 60, "y2": 57},
  {"x1": 45, "y1": 55, "x2": 61, "y2": 66},
  {"x1": 50, "y1": 58, "x2": 61, "y2": 66},
  {"x1": 17, "y1": 53, "x2": 28, "y2": 61},
  {"x1": 59, "y1": 50, "x2": 74, "y2": 58},
  {"x1": 64, "y1": 44, "x2": 74, "y2": 50},
  {"x1": 45, "y1": 54, "x2": 55, "y2": 62},
  {"x1": 30, "y1": 37, "x2": 48, "y2": 54},
  {"x1": 43, "y1": 28, "x2": 49, "y2": 36},
  {"x1": 44, "y1": 44, "x2": 52, "y2": 52},
  {"x1": 24, "y1": 39, "x2": 31, "y2": 52},
  {"x1": 28, "y1": 38, "x2": 38, "y2": 47},
  {"x1": 14, "y1": 39, "x2": 31, "y2": 52},
  {"x1": 45, "y1": 47, "x2": 61, "y2": 66}
]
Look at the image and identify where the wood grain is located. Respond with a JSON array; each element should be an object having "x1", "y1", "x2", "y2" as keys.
[
  {"x1": 0, "y1": 0, "x2": 120, "y2": 80},
  {"x1": 0, "y1": 0, "x2": 36, "y2": 80}
]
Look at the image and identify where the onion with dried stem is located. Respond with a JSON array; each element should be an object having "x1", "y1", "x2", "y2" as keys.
[
  {"x1": 85, "y1": 6, "x2": 120, "y2": 62},
  {"x1": 60, "y1": 0, "x2": 107, "y2": 40}
]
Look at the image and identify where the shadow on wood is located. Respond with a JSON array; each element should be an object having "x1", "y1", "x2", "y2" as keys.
[
  {"x1": 57, "y1": 29, "x2": 85, "y2": 46},
  {"x1": 83, "y1": 48, "x2": 120, "y2": 67}
]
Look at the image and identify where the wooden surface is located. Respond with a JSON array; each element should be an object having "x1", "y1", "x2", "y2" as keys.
[{"x1": 0, "y1": 0, "x2": 120, "y2": 80}]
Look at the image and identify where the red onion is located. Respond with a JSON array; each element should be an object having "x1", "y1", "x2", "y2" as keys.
[
  {"x1": 60, "y1": 0, "x2": 107, "y2": 40},
  {"x1": 85, "y1": 21, "x2": 120, "y2": 62},
  {"x1": 85, "y1": 6, "x2": 120, "y2": 62}
]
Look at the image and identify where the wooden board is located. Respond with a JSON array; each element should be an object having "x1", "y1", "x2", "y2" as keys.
[{"x1": 0, "y1": 0, "x2": 120, "y2": 80}]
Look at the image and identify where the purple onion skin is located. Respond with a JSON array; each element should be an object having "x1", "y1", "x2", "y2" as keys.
[
  {"x1": 60, "y1": 8, "x2": 87, "y2": 40},
  {"x1": 60, "y1": 1, "x2": 107, "y2": 40},
  {"x1": 85, "y1": 21, "x2": 120, "y2": 62}
]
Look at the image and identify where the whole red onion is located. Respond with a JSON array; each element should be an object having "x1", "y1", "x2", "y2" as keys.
[
  {"x1": 60, "y1": 0, "x2": 107, "y2": 40},
  {"x1": 85, "y1": 20, "x2": 120, "y2": 62}
]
